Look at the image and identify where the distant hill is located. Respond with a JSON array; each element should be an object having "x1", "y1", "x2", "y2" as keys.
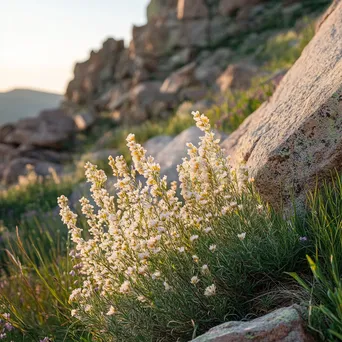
[{"x1": 0, "y1": 88, "x2": 63, "y2": 125}]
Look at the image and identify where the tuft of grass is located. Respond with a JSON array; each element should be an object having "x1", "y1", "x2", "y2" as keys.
[
  {"x1": 291, "y1": 172, "x2": 342, "y2": 341},
  {"x1": 256, "y1": 18, "x2": 316, "y2": 72},
  {"x1": 0, "y1": 169, "x2": 77, "y2": 229},
  {"x1": 0, "y1": 214, "x2": 93, "y2": 341}
]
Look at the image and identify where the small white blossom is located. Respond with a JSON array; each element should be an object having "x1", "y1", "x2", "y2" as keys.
[
  {"x1": 204, "y1": 284, "x2": 216, "y2": 297},
  {"x1": 120, "y1": 281, "x2": 131, "y2": 294},
  {"x1": 192, "y1": 255, "x2": 199, "y2": 263},
  {"x1": 209, "y1": 244, "x2": 217, "y2": 252},
  {"x1": 163, "y1": 281, "x2": 172, "y2": 291},
  {"x1": 237, "y1": 232, "x2": 246, "y2": 241},
  {"x1": 84, "y1": 304, "x2": 92, "y2": 312},
  {"x1": 190, "y1": 235, "x2": 199, "y2": 242},
  {"x1": 190, "y1": 276, "x2": 200, "y2": 285},
  {"x1": 201, "y1": 264, "x2": 209, "y2": 274},
  {"x1": 106, "y1": 306, "x2": 116, "y2": 316}
]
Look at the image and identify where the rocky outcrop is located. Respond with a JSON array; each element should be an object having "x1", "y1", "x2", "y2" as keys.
[
  {"x1": 217, "y1": 63, "x2": 258, "y2": 91},
  {"x1": 221, "y1": 0, "x2": 342, "y2": 210},
  {"x1": 2, "y1": 109, "x2": 76, "y2": 148},
  {"x1": 192, "y1": 306, "x2": 314, "y2": 342},
  {"x1": 63, "y1": 0, "x2": 322, "y2": 124},
  {"x1": 0, "y1": 109, "x2": 77, "y2": 184}
]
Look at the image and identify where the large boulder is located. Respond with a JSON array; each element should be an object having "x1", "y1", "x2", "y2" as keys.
[
  {"x1": 74, "y1": 109, "x2": 97, "y2": 131},
  {"x1": 147, "y1": 0, "x2": 178, "y2": 21},
  {"x1": 216, "y1": 63, "x2": 257, "y2": 91},
  {"x1": 131, "y1": 18, "x2": 182, "y2": 58},
  {"x1": 195, "y1": 48, "x2": 232, "y2": 85},
  {"x1": 0, "y1": 124, "x2": 15, "y2": 143},
  {"x1": 143, "y1": 135, "x2": 174, "y2": 158},
  {"x1": 66, "y1": 38, "x2": 125, "y2": 104},
  {"x1": 0, "y1": 143, "x2": 16, "y2": 163},
  {"x1": 1, "y1": 157, "x2": 63, "y2": 185},
  {"x1": 221, "y1": 1, "x2": 342, "y2": 210},
  {"x1": 177, "y1": 0, "x2": 208, "y2": 20},
  {"x1": 192, "y1": 306, "x2": 313, "y2": 342},
  {"x1": 4, "y1": 109, "x2": 76, "y2": 149},
  {"x1": 154, "y1": 126, "x2": 226, "y2": 181},
  {"x1": 160, "y1": 62, "x2": 197, "y2": 94},
  {"x1": 219, "y1": 0, "x2": 265, "y2": 17},
  {"x1": 128, "y1": 82, "x2": 177, "y2": 121}
]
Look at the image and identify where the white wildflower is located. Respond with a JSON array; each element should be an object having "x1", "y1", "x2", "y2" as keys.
[
  {"x1": 119, "y1": 281, "x2": 131, "y2": 294},
  {"x1": 201, "y1": 264, "x2": 209, "y2": 275},
  {"x1": 190, "y1": 235, "x2": 199, "y2": 242},
  {"x1": 204, "y1": 227, "x2": 212, "y2": 233},
  {"x1": 106, "y1": 306, "x2": 116, "y2": 316},
  {"x1": 190, "y1": 276, "x2": 200, "y2": 285},
  {"x1": 237, "y1": 232, "x2": 246, "y2": 241},
  {"x1": 192, "y1": 255, "x2": 199, "y2": 263},
  {"x1": 209, "y1": 244, "x2": 217, "y2": 252},
  {"x1": 84, "y1": 304, "x2": 92, "y2": 312},
  {"x1": 204, "y1": 284, "x2": 216, "y2": 297},
  {"x1": 163, "y1": 281, "x2": 172, "y2": 291}
]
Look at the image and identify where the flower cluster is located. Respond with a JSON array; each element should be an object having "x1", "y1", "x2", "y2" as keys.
[
  {"x1": 0, "y1": 313, "x2": 14, "y2": 340},
  {"x1": 58, "y1": 111, "x2": 252, "y2": 325}
]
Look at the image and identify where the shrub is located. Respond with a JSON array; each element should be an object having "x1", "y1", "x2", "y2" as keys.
[{"x1": 58, "y1": 113, "x2": 308, "y2": 341}]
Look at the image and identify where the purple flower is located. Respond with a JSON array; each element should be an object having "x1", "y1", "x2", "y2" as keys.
[
  {"x1": 4, "y1": 322, "x2": 13, "y2": 331},
  {"x1": 40, "y1": 338, "x2": 51, "y2": 342},
  {"x1": 299, "y1": 236, "x2": 308, "y2": 242}
]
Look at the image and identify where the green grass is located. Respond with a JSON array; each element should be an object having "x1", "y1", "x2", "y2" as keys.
[
  {"x1": 0, "y1": 9, "x2": 334, "y2": 342},
  {"x1": 291, "y1": 173, "x2": 342, "y2": 341},
  {"x1": 0, "y1": 172, "x2": 76, "y2": 228},
  {"x1": 0, "y1": 213, "x2": 93, "y2": 341}
]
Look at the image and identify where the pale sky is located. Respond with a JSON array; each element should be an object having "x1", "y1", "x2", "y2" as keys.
[{"x1": 0, "y1": 0, "x2": 150, "y2": 94}]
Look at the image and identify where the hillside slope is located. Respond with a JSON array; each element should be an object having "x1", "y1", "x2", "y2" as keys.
[{"x1": 0, "y1": 88, "x2": 63, "y2": 125}]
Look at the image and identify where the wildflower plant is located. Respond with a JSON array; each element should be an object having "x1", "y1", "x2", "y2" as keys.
[{"x1": 58, "y1": 112, "x2": 306, "y2": 341}]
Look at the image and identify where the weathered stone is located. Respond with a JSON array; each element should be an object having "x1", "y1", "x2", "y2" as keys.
[
  {"x1": 154, "y1": 126, "x2": 226, "y2": 181},
  {"x1": 218, "y1": 0, "x2": 264, "y2": 17},
  {"x1": 66, "y1": 38, "x2": 125, "y2": 104},
  {"x1": 177, "y1": 0, "x2": 208, "y2": 20},
  {"x1": 182, "y1": 19, "x2": 209, "y2": 47},
  {"x1": 216, "y1": 63, "x2": 257, "y2": 91},
  {"x1": 4, "y1": 109, "x2": 76, "y2": 149},
  {"x1": 0, "y1": 124, "x2": 15, "y2": 143},
  {"x1": 192, "y1": 306, "x2": 313, "y2": 342},
  {"x1": 179, "y1": 86, "x2": 208, "y2": 102},
  {"x1": 143, "y1": 135, "x2": 174, "y2": 158},
  {"x1": 95, "y1": 80, "x2": 131, "y2": 111},
  {"x1": 79, "y1": 149, "x2": 118, "y2": 165},
  {"x1": 160, "y1": 62, "x2": 197, "y2": 94},
  {"x1": 131, "y1": 18, "x2": 182, "y2": 58},
  {"x1": 195, "y1": 48, "x2": 232, "y2": 85},
  {"x1": 221, "y1": 1, "x2": 342, "y2": 210},
  {"x1": 147, "y1": 0, "x2": 178, "y2": 21},
  {"x1": 74, "y1": 109, "x2": 96, "y2": 131},
  {"x1": 114, "y1": 49, "x2": 134, "y2": 80},
  {"x1": 129, "y1": 82, "x2": 176, "y2": 121},
  {"x1": 0, "y1": 143, "x2": 16, "y2": 162},
  {"x1": 210, "y1": 17, "x2": 244, "y2": 46},
  {"x1": 166, "y1": 48, "x2": 194, "y2": 70},
  {"x1": 2, "y1": 157, "x2": 63, "y2": 185},
  {"x1": 14, "y1": 145, "x2": 71, "y2": 164}
]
